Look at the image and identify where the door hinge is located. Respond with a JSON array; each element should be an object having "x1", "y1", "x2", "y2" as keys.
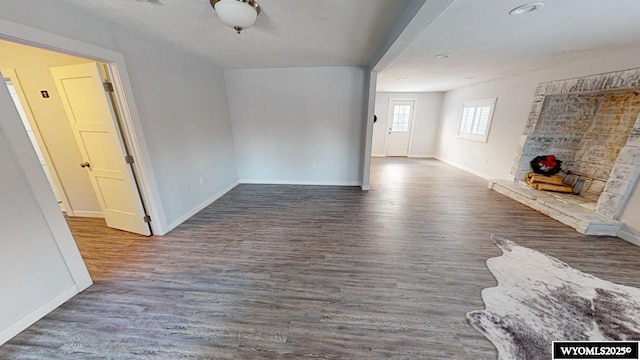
[
  {"x1": 125, "y1": 155, "x2": 135, "y2": 164},
  {"x1": 143, "y1": 215, "x2": 151, "y2": 223},
  {"x1": 103, "y1": 81, "x2": 114, "y2": 92}
]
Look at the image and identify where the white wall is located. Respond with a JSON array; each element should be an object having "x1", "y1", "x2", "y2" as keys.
[
  {"x1": 118, "y1": 35, "x2": 238, "y2": 225},
  {"x1": 0, "y1": 121, "x2": 74, "y2": 338},
  {"x1": 225, "y1": 66, "x2": 367, "y2": 185},
  {"x1": 0, "y1": 0, "x2": 239, "y2": 229},
  {"x1": 0, "y1": 40, "x2": 102, "y2": 215},
  {"x1": 372, "y1": 91, "x2": 442, "y2": 157},
  {"x1": 434, "y1": 47, "x2": 640, "y2": 239}
]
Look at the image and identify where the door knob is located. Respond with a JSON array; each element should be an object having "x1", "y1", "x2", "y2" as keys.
[{"x1": 80, "y1": 162, "x2": 91, "y2": 168}]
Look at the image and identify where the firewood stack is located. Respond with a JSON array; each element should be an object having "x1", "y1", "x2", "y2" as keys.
[{"x1": 525, "y1": 173, "x2": 573, "y2": 193}]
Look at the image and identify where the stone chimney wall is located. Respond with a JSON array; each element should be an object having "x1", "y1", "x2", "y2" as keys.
[
  {"x1": 524, "y1": 90, "x2": 640, "y2": 197},
  {"x1": 510, "y1": 68, "x2": 640, "y2": 219}
]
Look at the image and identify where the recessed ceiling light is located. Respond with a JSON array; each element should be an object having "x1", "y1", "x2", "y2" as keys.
[
  {"x1": 509, "y1": 2, "x2": 544, "y2": 16},
  {"x1": 435, "y1": 54, "x2": 451, "y2": 59},
  {"x1": 397, "y1": 77, "x2": 405, "y2": 81}
]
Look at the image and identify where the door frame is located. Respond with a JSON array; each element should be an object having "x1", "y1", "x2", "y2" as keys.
[
  {"x1": 383, "y1": 98, "x2": 417, "y2": 157},
  {"x1": 0, "y1": 18, "x2": 167, "y2": 236},
  {"x1": 2, "y1": 68, "x2": 74, "y2": 216}
]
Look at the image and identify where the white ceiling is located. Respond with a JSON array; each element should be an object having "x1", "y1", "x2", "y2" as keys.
[
  {"x1": 61, "y1": 0, "x2": 406, "y2": 68},
  {"x1": 377, "y1": 0, "x2": 640, "y2": 92}
]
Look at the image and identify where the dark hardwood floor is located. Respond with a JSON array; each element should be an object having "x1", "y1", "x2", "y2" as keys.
[{"x1": 3, "y1": 158, "x2": 640, "y2": 359}]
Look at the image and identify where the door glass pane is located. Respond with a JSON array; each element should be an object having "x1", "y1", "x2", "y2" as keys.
[{"x1": 391, "y1": 105, "x2": 411, "y2": 132}]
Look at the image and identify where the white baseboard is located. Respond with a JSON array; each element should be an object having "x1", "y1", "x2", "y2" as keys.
[
  {"x1": 70, "y1": 211, "x2": 104, "y2": 218},
  {"x1": 165, "y1": 180, "x2": 239, "y2": 232},
  {"x1": 239, "y1": 180, "x2": 361, "y2": 186},
  {"x1": 371, "y1": 154, "x2": 386, "y2": 158},
  {"x1": 434, "y1": 156, "x2": 492, "y2": 180},
  {"x1": 0, "y1": 285, "x2": 78, "y2": 346},
  {"x1": 618, "y1": 229, "x2": 640, "y2": 247}
]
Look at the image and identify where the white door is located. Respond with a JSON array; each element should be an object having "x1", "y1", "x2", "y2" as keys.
[
  {"x1": 385, "y1": 100, "x2": 415, "y2": 157},
  {"x1": 51, "y1": 63, "x2": 151, "y2": 236},
  {"x1": 4, "y1": 79, "x2": 63, "y2": 206}
]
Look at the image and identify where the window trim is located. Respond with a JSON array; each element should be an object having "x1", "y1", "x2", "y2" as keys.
[{"x1": 457, "y1": 97, "x2": 497, "y2": 143}]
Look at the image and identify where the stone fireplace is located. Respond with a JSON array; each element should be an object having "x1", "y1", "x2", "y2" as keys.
[{"x1": 490, "y1": 68, "x2": 640, "y2": 235}]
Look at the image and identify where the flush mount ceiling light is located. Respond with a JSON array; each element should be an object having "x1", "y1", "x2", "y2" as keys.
[
  {"x1": 435, "y1": 53, "x2": 451, "y2": 59},
  {"x1": 509, "y1": 2, "x2": 544, "y2": 15},
  {"x1": 210, "y1": 0, "x2": 261, "y2": 34}
]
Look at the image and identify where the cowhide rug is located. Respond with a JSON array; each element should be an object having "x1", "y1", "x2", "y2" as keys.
[{"x1": 467, "y1": 234, "x2": 640, "y2": 360}]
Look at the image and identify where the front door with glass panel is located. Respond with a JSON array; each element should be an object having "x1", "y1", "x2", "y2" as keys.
[{"x1": 385, "y1": 100, "x2": 415, "y2": 157}]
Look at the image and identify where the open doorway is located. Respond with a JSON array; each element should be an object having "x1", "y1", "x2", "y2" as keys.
[
  {"x1": 0, "y1": 39, "x2": 151, "y2": 236},
  {"x1": 370, "y1": 91, "x2": 443, "y2": 160},
  {"x1": 0, "y1": 20, "x2": 169, "y2": 344}
]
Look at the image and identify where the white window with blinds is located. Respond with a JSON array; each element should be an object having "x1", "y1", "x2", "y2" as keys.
[{"x1": 458, "y1": 98, "x2": 497, "y2": 142}]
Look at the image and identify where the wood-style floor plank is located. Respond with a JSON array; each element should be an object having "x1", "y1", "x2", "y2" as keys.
[{"x1": 2, "y1": 158, "x2": 640, "y2": 359}]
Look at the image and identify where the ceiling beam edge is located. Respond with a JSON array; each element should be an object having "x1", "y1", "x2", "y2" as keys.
[{"x1": 370, "y1": 0, "x2": 454, "y2": 72}]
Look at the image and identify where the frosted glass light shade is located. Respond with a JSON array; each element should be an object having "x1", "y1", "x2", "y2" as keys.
[{"x1": 214, "y1": 0, "x2": 259, "y2": 33}]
